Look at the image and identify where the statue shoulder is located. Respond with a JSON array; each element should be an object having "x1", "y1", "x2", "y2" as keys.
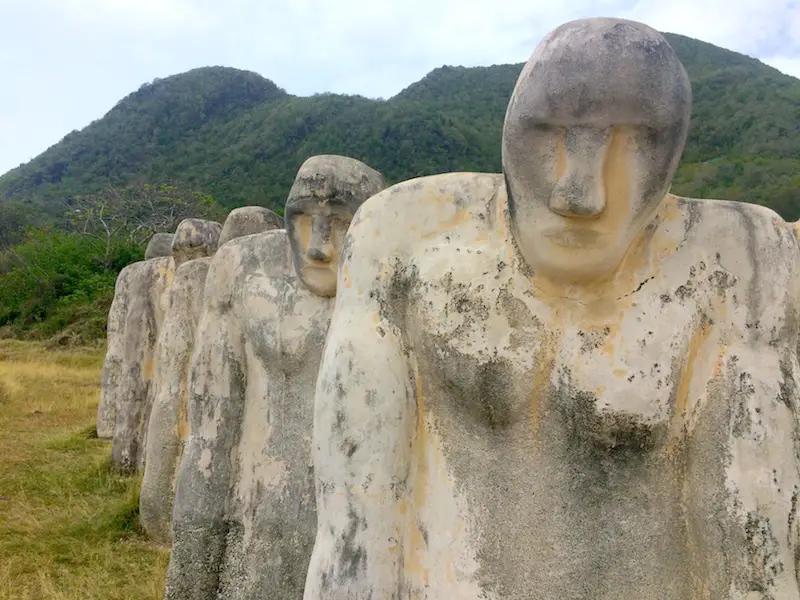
[
  {"x1": 346, "y1": 172, "x2": 505, "y2": 258},
  {"x1": 677, "y1": 196, "x2": 796, "y2": 261},
  {"x1": 675, "y1": 195, "x2": 800, "y2": 326},
  {"x1": 204, "y1": 229, "x2": 290, "y2": 309},
  {"x1": 211, "y1": 228, "x2": 289, "y2": 273}
]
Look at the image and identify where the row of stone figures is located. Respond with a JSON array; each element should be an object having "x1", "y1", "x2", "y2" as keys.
[{"x1": 96, "y1": 17, "x2": 800, "y2": 600}]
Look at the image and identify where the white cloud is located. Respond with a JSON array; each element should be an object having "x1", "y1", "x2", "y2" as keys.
[
  {"x1": 36, "y1": 0, "x2": 213, "y2": 32},
  {"x1": 0, "y1": 0, "x2": 798, "y2": 175},
  {"x1": 765, "y1": 56, "x2": 800, "y2": 78}
]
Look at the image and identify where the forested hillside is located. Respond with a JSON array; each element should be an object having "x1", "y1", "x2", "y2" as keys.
[{"x1": 1, "y1": 33, "x2": 798, "y2": 221}]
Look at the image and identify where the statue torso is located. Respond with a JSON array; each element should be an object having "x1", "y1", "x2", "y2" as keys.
[
  {"x1": 220, "y1": 230, "x2": 332, "y2": 598},
  {"x1": 367, "y1": 174, "x2": 800, "y2": 599}
]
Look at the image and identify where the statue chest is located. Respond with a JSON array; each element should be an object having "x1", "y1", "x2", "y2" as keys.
[
  {"x1": 239, "y1": 272, "x2": 332, "y2": 373},
  {"x1": 409, "y1": 245, "x2": 713, "y2": 444}
]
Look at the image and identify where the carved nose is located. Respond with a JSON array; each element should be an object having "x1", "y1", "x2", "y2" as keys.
[
  {"x1": 307, "y1": 246, "x2": 331, "y2": 263},
  {"x1": 549, "y1": 173, "x2": 605, "y2": 218},
  {"x1": 307, "y1": 216, "x2": 334, "y2": 263}
]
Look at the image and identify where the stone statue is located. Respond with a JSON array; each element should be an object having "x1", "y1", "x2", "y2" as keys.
[
  {"x1": 110, "y1": 219, "x2": 221, "y2": 473},
  {"x1": 164, "y1": 155, "x2": 385, "y2": 600},
  {"x1": 140, "y1": 210, "x2": 283, "y2": 545},
  {"x1": 97, "y1": 232, "x2": 173, "y2": 439},
  {"x1": 305, "y1": 19, "x2": 800, "y2": 600},
  {"x1": 218, "y1": 206, "x2": 284, "y2": 247},
  {"x1": 145, "y1": 232, "x2": 175, "y2": 260}
]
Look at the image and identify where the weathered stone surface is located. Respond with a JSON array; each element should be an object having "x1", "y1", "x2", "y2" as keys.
[
  {"x1": 304, "y1": 19, "x2": 800, "y2": 599},
  {"x1": 218, "y1": 206, "x2": 284, "y2": 247},
  {"x1": 108, "y1": 256, "x2": 175, "y2": 472},
  {"x1": 140, "y1": 211, "x2": 280, "y2": 545},
  {"x1": 145, "y1": 233, "x2": 175, "y2": 259},
  {"x1": 97, "y1": 264, "x2": 136, "y2": 439},
  {"x1": 98, "y1": 231, "x2": 178, "y2": 440},
  {"x1": 109, "y1": 218, "x2": 221, "y2": 474},
  {"x1": 285, "y1": 155, "x2": 385, "y2": 298},
  {"x1": 164, "y1": 155, "x2": 384, "y2": 600},
  {"x1": 139, "y1": 258, "x2": 211, "y2": 544},
  {"x1": 170, "y1": 218, "x2": 222, "y2": 266}
]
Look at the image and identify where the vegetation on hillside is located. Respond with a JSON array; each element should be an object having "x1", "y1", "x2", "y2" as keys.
[
  {"x1": 0, "y1": 184, "x2": 222, "y2": 344},
  {"x1": 0, "y1": 32, "x2": 797, "y2": 343},
  {"x1": 1, "y1": 33, "x2": 798, "y2": 222},
  {"x1": 0, "y1": 340, "x2": 168, "y2": 599}
]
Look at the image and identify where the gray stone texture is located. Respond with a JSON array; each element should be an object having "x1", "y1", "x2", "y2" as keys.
[
  {"x1": 108, "y1": 256, "x2": 174, "y2": 472},
  {"x1": 140, "y1": 209, "x2": 282, "y2": 545},
  {"x1": 218, "y1": 206, "x2": 284, "y2": 247},
  {"x1": 170, "y1": 218, "x2": 222, "y2": 267},
  {"x1": 108, "y1": 218, "x2": 221, "y2": 474},
  {"x1": 164, "y1": 155, "x2": 385, "y2": 600},
  {"x1": 145, "y1": 233, "x2": 175, "y2": 260},
  {"x1": 97, "y1": 264, "x2": 137, "y2": 439},
  {"x1": 303, "y1": 18, "x2": 800, "y2": 600},
  {"x1": 139, "y1": 257, "x2": 211, "y2": 544}
]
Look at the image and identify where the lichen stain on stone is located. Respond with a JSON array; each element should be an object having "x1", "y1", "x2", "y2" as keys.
[
  {"x1": 199, "y1": 448, "x2": 213, "y2": 479},
  {"x1": 742, "y1": 511, "x2": 784, "y2": 593}
]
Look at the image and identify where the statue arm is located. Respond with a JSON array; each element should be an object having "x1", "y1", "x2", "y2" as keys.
[
  {"x1": 164, "y1": 249, "x2": 246, "y2": 599},
  {"x1": 715, "y1": 231, "x2": 800, "y2": 591},
  {"x1": 304, "y1": 243, "x2": 416, "y2": 599}
]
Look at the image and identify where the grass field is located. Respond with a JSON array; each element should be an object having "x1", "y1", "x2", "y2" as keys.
[{"x1": 0, "y1": 340, "x2": 169, "y2": 600}]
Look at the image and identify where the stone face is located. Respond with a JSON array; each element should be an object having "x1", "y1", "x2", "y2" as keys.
[
  {"x1": 145, "y1": 233, "x2": 175, "y2": 259},
  {"x1": 139, "y1": 258, "x2": 211, "y2": 544},
  {"x1": 304, "y1": 19, "x2": 800, "y2": 600},
  {"x1": 165, "y1": 155, "x2": 384, "y2": 600},
  {"x1": 502, "y1": 17, "x2": 691, "y2": 284},
  {"x1": 108, "y1": 218, "x2": 221, "y2": 473},
  {"x1": 218, "y1": 206, "x2": 284, "y2": 247},
  {"x1": 285, "y1": 154, "x2": 386, "y2": 297}
]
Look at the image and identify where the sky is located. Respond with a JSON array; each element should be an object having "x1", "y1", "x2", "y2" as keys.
[{"x1": 0, "y1": 0, "x2": 798, "y2": 176}]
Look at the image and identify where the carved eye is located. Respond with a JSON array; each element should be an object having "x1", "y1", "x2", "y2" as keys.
[{"x1": 528, "y1": 122, "x2": 560, "y2": 135}]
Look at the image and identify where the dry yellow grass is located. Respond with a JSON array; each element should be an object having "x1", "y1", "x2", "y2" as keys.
[{"x1": 0, "y1": 340, "x2": 169, "y2": 600}]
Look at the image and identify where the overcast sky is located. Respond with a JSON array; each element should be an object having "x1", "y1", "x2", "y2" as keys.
[{"x1": 0, "y1": 0, "x2": 798, "y2": 176}]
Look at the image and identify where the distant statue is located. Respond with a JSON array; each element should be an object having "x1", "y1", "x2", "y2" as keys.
[
  {"x1": 305, "y1": 18, "x2": 800, "y2": 599},
  {"x1": 218, "y1": 206, "x2": 284, "y2": 247},
  {"x1": 140, "y1": 207, "x2": 283, "y2": 545},
  {"x1": 109, "y1": 219, "x2": 221, "y2": 473},
  {"x1": 164, "y1": 156, "x2": 385, "y2": 600},
  {"x1": 97, "y1": 232, "x2": 173, "y2": 440}
]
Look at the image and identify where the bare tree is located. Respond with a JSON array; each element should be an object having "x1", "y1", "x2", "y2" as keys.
[{"x1": 65, "y1": 183, "x2": 220, "y2": 265}]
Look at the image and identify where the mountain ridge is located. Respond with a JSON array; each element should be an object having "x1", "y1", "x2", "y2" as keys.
[{"x1": 2, "y1": 32, "x2": 799, "y2": 220}]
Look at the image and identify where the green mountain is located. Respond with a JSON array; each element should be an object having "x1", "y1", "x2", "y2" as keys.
[{"x1": 2, "y1": 33, "x2": 799, "y2": 220}]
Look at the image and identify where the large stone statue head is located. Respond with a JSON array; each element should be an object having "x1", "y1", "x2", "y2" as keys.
[
  {"x1": 171, "y1": 218, "x2": 222, "y2": 267},
  {"x1": 218, "y1": 206, "x2": 284, "y2": 247},
  {"x1": 502, "y1": 18, "x2": 691, "y2": 282},
  {"x1": 144, "y1": 232, "x2": 175, "y2": 260},
  {"x1": 285, "y1": 155, "x2": 385, "y2": 297}
]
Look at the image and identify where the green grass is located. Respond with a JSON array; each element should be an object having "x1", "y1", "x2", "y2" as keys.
[{"x1": 0, "y1": 340, "x2": 169, "y2": 599}]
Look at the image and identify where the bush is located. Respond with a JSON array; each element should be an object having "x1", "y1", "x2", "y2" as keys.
[{"x1": 0, "y1": 228, "x2": 142, "y2": 343}]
